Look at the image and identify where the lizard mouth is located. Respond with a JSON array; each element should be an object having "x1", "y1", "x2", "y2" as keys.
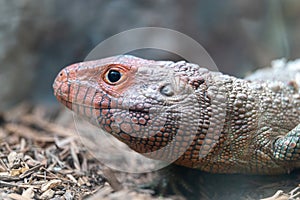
[
  {"x1": 55, "y1": 95, "x2": 74, "y2": 110},
  {"x1": 55, "y1": 94, "x2": 120, "y2": 113}
]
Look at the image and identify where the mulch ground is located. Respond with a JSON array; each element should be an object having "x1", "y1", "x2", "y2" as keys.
[{"x1": 0, "y1": 103, "x2": 164, "y2": 200}]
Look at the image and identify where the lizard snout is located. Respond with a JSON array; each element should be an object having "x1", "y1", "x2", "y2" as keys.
[{"x1": 53, "y1": 67, "x2": 74, "y2": 109}]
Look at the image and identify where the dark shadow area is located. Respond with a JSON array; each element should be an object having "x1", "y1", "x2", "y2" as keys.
[{"x1": 150, "y1": 165, "x2": 300, "y2": 200}]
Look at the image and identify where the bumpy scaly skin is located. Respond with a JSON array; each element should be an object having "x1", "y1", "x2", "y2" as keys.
[{"x1": 53, "y1": 55, "x2": 300, "y2": 174}]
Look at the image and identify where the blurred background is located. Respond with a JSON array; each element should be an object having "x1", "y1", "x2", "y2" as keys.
[{"x1": 1, "y1": 0, "x2": 300, "y2": 110}]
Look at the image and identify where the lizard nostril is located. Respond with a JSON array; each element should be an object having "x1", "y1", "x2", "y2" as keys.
[{"x1": 56, "y1": 69, "x2": 68, "y2": 82}]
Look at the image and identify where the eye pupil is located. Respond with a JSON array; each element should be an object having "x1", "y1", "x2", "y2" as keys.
[{"x1": 107, "y1": 70, "x2": 121, "y2": 83}]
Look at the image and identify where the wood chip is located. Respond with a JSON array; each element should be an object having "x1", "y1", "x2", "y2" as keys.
[
  {"x1": 40, "y1": 189, "x2": 55, "y2": 199},
  {"x1": 22, "y1": 187, "x2": 35, "y2": 199},
  {"x1": 40, "y1": 179, "x2": 62, "y2": 192},
  {"x1": 102, "y1": 167, "x2": 123, "y2": 192},
  {"x1": 66, "y1": 174, "x2": 77, "y2": 184},
  {"x1": 5, "y1": 123, "x2": 55, "y2": 142},
  {"x1": 63, "y1": 190, "x2": 74, "y2": 200},
  {"x1": 7, "y1": 193, "x2": 32, "y2": 200}
]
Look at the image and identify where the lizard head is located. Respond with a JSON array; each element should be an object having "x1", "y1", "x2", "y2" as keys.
[{"x1": 53, "y1": 55, "x2": 214, "y2": 162}]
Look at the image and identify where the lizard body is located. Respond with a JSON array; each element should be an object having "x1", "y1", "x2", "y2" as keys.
[{"x1": 53, "y1": 55, "x2": 300, "y2": 174}]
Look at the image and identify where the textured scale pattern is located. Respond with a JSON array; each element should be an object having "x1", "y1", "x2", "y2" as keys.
[{"x1": 53, "y1": 55, "x2": 300, "y2": 174}]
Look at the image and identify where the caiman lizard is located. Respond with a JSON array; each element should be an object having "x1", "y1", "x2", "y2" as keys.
[{"x1": 53, "y1": 55, "x2": 300, "y2": 174}]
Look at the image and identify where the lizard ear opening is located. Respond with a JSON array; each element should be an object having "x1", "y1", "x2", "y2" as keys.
[{"x1": 160, "y1": 84, "x2": 174, "y2": 96}]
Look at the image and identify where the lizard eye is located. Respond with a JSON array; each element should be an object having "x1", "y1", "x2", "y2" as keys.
[
  {"x1": 107, "y1": 70, "x2": 121, "y2": 82},
  {"x1": 104, "y1": 69, "x2": 122, "y2": 84},
  {"x1": 103, "y1": 64, "x2": 130, "y2": 86}
]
